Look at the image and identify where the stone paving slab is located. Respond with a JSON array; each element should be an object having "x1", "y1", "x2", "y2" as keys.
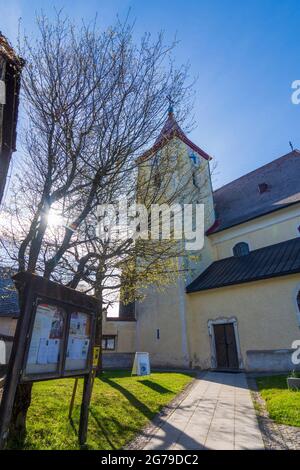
[{"x1": 142, "y1": 371, "x2": 265, "y2": 451}]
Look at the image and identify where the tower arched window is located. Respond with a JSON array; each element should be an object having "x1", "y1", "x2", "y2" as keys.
[
  {"x1": 190, "y1": 152, "x2": 200, "y2": 167},
  {"x1": 295, "y1": 289, "x2": 300, "y2": 326},
  {"x1": 233, "y1": 242, "x2": 250, "y2": 257},
  {"x1": 154, "y1": 171, "x2": 161, "y2": 188},
  {"x1": 192, "y1": 171, "x2": 198, "y2": 187},
  {"x1": 153, "y1": 153, "x2": 161, "y2": 188}
]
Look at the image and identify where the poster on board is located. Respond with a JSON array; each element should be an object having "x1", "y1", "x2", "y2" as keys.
[
  {"x1": 65, "y1": 312, "x2": 91, "y2": 371},
  {"x1": 25, "y1": 303, "x2": 65, "y2": 375},
  {"x1": 132, "y1": 352, "x2": 151, "y2": 376}
]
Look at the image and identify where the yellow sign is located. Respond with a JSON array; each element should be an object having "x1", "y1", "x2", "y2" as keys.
[{"x1": 92, "y1": 347, "x2": 100, "y2": 368}]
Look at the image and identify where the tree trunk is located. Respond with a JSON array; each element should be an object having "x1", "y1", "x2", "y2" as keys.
[
  {"x1": 95, "y1": 277, "x2": 103, "y2": 375},
  {"x1": 96, "y1": 304, "x2": 103, "y2": 374},
  {"x1": 7, "y1": 289, "x2": 32, "y2": 447},
  {"x1": 7, "y1": 383, "x2": 33, "y2": 447}
]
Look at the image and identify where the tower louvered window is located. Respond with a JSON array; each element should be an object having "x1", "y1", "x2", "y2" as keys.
[{"x1": 233, "y1": 242, "x2": 250, "y2": 257}]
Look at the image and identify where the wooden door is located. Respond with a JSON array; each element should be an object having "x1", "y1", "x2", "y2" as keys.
[{"x1": 213, "y1": 323, "x2": 239, "y2": 369}]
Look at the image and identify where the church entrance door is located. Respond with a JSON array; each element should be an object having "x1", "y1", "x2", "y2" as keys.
[{"x1": 213, "y1": 323, "x2": 239, "y2": 369}]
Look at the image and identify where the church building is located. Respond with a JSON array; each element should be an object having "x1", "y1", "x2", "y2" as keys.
[{"x1": 102, "y1": 109, "x2": 300, "y2": 372}]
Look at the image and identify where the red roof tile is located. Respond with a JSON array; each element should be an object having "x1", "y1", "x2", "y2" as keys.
[{"x1": 138, "y1": 111, "x2": 212, "y2": 162}]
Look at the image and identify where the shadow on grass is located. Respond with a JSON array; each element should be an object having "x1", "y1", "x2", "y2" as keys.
[
  {"x1": 68, "y1": 414, "x2": 90, "y2": 450},
  {"x1": 139, "y1": 379, "x2": 172, "y2": 394},
  {"x1": 255, "y1": 375, "x2": 289, "y2": 391},
  {"x1": 90, "y1": 410, "x2": 143, "y2": 449},
  {"x1": 100, "y1": 370, "x2": 132, "y2": 380},
  {"x1": 99, "y1": 375, "x2": 154, "y2": 420},
  {"x1": 69, "y1": 416, "x2": 78, "y2": 437},
  {"x1": 69, "y1": 411, "x2": 115, "y2": 450},
  {"x1": 67, "y1": 373, "x2": 156, "y2": 450},
  {"x1": 89, "y1": 409, "x2": 118, "y2": 450},
  {"x1": 89, "y1": 385, "x2": 203, "y2": 451}
]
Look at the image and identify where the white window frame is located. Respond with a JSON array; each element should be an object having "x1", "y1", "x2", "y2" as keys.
[{"x1": 102, "y1": 335, "x2": 117, "y2": 351}]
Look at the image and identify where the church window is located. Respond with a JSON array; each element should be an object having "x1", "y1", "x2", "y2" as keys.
[
  {"x1": 258, "y1": 182, "x2": 269, "y2": 194},
  {"x1": 296, "y1": 290, "x2": 300, "y2": 326},
  {"x1": 154, "y1": 171, "x2": 161, "y2": 188},
  {"x1": 233, "y1": 242, "x2": 250, "y2": 257},
  {"x1": 153, "y1": 153, "x2": 161, "y2": 188},
  {"x1": 190, "y1": 153, "x2": 199, "y2": 166}
]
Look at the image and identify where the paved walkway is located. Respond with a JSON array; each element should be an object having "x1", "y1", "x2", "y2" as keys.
[{"x1": 142, "y1": 372, "x2": 264, "y2": 450}]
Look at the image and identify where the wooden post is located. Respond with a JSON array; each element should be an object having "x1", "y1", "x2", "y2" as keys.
[
  {"x1": 78, "y1": 314, "x2": 97, "y2": 446},
  {"x1": 78, "y1": 371, "x2": 94, "y2": 446},
  {"x1": 68, "y1": 378, "x2": 78, "y2": 419}
]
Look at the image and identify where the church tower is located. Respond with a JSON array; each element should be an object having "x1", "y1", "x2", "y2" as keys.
[{"x1": 135, "y1": 107, "x2": 216, "y2": 368}]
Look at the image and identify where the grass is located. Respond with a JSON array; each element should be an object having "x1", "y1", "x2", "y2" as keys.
[
  {"x1": 256, "y1": 375, "x2": 300, "y2": 427},
  {"x1": 10, "y1": 370, "x2": 194, "y2": 450}
]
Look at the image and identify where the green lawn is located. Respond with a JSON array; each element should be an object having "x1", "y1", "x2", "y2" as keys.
[
  {"x1": 10, "y1": 370, "x2": 194, "y2": 450},
  {"x1": 256, "y1": 375, "x2": 300, "y2": 427}
]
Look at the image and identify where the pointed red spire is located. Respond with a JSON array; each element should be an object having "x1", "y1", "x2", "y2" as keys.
[
  {"x1": 154, "y1": 109, "x2": 183, "y2": 145},
  {"x1": 139, "y1": 109, "x2": 212, "y2": 162}
]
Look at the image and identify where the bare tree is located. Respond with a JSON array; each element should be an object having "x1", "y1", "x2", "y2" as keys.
[
  {"x1": 0, "y1": 11, "x2": 195, "y2": 445},
  {"x1": 48, "y1": 135, "x2": 211, "y2": 370}
]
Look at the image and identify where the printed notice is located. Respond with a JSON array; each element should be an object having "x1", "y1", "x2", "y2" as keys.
[
  {"x1": 47, "y1": 339, "x2": 60, "y2": 364},
  {"x1": 37, "y1": 338, "x2": 48, "y2": 364},
  {"x1": 65, "y1": 312, "x2": 91, "y2": 370},
  {"x1": 27, "y1": 335, "x2": 40, "y2": 364},
  {"x1": 67, "y1": 338, "x2": 90, "y2": 360},
  {"x1": 26, "y1": 303, "x2": 65, "y2": 375}
]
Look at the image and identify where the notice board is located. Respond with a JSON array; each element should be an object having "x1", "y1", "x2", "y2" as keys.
[{"x1": 0, "y1": 272, "x2": 99, "y2": 448}]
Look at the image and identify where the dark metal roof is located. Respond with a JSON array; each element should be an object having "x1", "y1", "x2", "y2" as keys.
[
  {"x1": 208, "y1": 150, "x2": 300, "y2": 234},
  {"x1": 186, "y1": 237, "x2": 300, "y2": 293},
  {"x1": 0, "y1": 268, "x2": 19, "y2": 317}
]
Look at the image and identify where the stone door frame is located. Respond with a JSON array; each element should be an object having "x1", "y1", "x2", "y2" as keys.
[{"x1": 208, "y1": 317, "x2": 244, "y2": 369}]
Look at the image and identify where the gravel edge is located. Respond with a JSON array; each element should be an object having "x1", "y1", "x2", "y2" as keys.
[{"x1": 247, "y1": 376, "x2": 300, "y2": 450}]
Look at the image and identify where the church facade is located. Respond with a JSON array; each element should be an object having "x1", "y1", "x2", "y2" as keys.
[{"x1": 102, "y1": 110, "x2": 300, "y2": 372}]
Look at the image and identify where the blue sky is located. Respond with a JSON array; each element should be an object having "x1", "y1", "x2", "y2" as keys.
[{"x1": 1, "y1": 0, "x2": 300, "y2": 188}]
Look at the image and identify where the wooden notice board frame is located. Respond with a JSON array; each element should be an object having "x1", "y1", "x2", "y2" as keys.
[{"x1": 0, "y1": 272, "x2": 98, "y2": 449}]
